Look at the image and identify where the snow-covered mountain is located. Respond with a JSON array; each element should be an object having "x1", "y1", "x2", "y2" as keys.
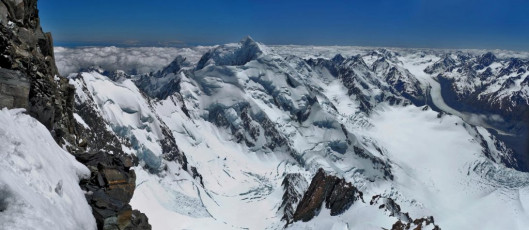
[
  {"x1": 3, "y1": 0, "x2": 525, "y2": 229},
  {"x1": 61, "y1": 37, "x2": 529, "y2": 229}
]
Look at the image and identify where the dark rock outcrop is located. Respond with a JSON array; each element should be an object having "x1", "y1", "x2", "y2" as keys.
[
  {"x1": 306, "y1": 55, "x2": 411, "y2": 114},
  {"x1": 134, "y1": 56, "x2": 190, "y2": 100},
  {"x1": 76, "y1": 151, "x2": 151, "y2": 230},
  {"x1": 371, "y1": 195, "x2": 441, "y2": 230},
  {"x1": 292, "y1": 168, "x2": 364, "y2": 222},
  {"x1": 69, "y1": 75, "x2": 153, "y2": 229},
  {"x1": 0, "y1": 1, "x2": 151, "y2": 229},
  {"x1": 391, "y1": 216, "x2": 440, "y2": 230},
  {"x1": 279, "y1": 173, "x2": 308, "y2": 225},
  {"x1": 0, "y1": 68, "x2": 29, "y2": 108},
  {"x1": 477, "y1": 52, "x2": 496, "y2": 68},
  {"x1": 0, "y1": 0, "x2": 76, "y2": 146},
  {"x1": 370, "y1": 195, "x2": 411, "y2": 223},
  {"x1": 424, "y1": 55, "x2": 456, "y2": 74}
]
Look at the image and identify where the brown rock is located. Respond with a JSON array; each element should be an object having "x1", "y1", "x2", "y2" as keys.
[
  {"x1": 293, "y1": 168, "x2": 363, "y2": 222},
  {"x1": 117, "y1": 209, "x2": 133, "y2": 230},
  {"x1": 103, "y1": 168, "x2": 128, "y2": 186},
  {"x1": 100, "y1": 166, "x2": 136, "y2": 204},
  {"x1": 119, "y1": 155, "x2": 134, "y2": 170}
]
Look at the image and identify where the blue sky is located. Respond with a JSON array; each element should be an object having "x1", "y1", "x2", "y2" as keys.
[{"x1": 39, "y1": 0, "x2": 529, "y2": 50}]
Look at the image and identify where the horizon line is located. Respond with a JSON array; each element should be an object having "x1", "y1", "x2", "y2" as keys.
[{"x1": 53, "y1": 40, "x2": 529, "y2": 54}]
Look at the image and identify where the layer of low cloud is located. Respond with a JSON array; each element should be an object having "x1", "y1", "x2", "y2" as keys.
[
  {"x1": 55, "y1": 45, "x2": 529, "y2": 77},
  {"x1": 54, "y1": 46, "x2": 211, "y2": 76}
]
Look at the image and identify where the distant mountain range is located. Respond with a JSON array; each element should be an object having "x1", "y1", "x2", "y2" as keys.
[
  {"x1": 2, "y1": 1, "x2": 529, "y2": 229},
  {"x1": 65, "y1": 36, "x2": 529, "y2": 229}
]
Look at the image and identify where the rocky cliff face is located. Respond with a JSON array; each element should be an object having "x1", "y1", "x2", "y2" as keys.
[
  {"x1": 370, "y1": 195, "x2": 440, "y2": 230},
  {"x1": 76, "y1": 151, "x2": 151, "y2": 230},
  {"x1": 291, "y1": 169, "x2": 441, "y2": 229},
  {"x1": 0, "y1": 1, "x2": 151, "y2": 229},
  {"x1": 0, "y1": 68, "x2": 29, "y2": 108},
  {"x1": 279, "y1": 173, "x2": 308, "y2": 225},
  {"x1": 292, "y1": 168, "x2": 364, "y2": 222},
  {"x1": 0, "y1": 0, "x2": 76, "y2": 146}
]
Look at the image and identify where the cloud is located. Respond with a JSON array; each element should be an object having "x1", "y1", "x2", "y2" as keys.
[
  {"x1": 54, "y1": 46, "x2": 212, "y2": 76},
  {"x1": 466, "y1": 113, "x2": 505, "y2": 125}
]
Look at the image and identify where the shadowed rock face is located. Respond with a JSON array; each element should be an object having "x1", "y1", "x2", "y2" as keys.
[
  {"x1": 0, "y1": 1, "x2": 151, "y2": 229},
  {"x1": 76, "y1": 151, "x2": 151, "y2": 230},
  {"x1": 293, "y1": 168, "x2": 364, "y2": 222},
  {"x1": 0, "y1": 68, "x2": 29, "y2": 108},
  {"x1": 279, "y1": 173, "x2": 309, "y2": 225},
  {"x1": 0, "y1": 0, "x2": 76, "y2": 146},
  {"x1": 391, "y1": 216, "x2": 441, "y2": 230}
]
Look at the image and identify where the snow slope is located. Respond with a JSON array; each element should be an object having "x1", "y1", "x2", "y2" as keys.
[
  {"x1": 63, "y1": 38, "x2": 529, "y2": 229},
  {"x1": 364, "y1": 104, "x2": 529, "y2": 230},
  {"x1": 0, "y1": 109, "x2": 96, "y2": 230}
]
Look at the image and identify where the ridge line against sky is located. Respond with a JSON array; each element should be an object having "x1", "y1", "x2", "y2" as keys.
[{"x1": 39, "y1": 0, "x2": 529, "y2": 51}]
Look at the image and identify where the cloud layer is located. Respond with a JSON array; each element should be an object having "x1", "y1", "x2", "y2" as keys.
[
  {"x1": 54, "y1": 46, "x2": 211, "y2": 76},
  {"x1": 55, "y1": 45, "x2": 529, "y2": 77}
]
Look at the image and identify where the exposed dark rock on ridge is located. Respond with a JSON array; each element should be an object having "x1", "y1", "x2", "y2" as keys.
[
  {"x1": 371, "y1": 195, "x2": 411, "y2": 223},
  {"x1": 135, "y1": 56, "x2": 190, "y2": 99},
  {"x1": 291, "y1": 169, "x2": 440, "y2": 229},
  {"x1": 371, "y1": 195, "x2": 441, "y2": 230},
  {"x1": 279, "y1": 173, "x2": 308, "y2": 225},
  {"x1": 292, "y1": 168, "x2": 364, "y2": 222},
  {"x1": 70, "y1": 76, "x2": 150, "y2": 228},
  {"x1": 76, "y1": 151, "x2": 151, "y2": 230},
  {"x1": 0, "y1": 68, "x2": 29, "y2": 108},
  {"x1": 0, "y1": 0, "x2": 76, "y2": 146},
  {"x1": 0, "y1": 1, "x2": 151, "y2": 229},
  {"x1": 306, "y1": 53, "x2": 422, "y2": 115},
  {"x1": 390, "y1": 216, "x2": 440, "y2": 230}
]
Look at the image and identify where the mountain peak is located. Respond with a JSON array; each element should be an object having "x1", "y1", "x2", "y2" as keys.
[
  {"x1": 160, "y1": 55, "x2": 188, "y2": 76},
  {"x1": 238, "y1": 35, "x2": 264, "y2": 57},
  {"x1": 240, "y1": 35, "x2": 256, "y2": 44},
  {"x1": 331, "y1": 54, "x2": 346, "y2": 63},
  {"x1": 196, "y1": 36, "x2": 265, "y2": 69},
  {"x1": 478, "y1": 52, "x2": 497, "y2": 67}
]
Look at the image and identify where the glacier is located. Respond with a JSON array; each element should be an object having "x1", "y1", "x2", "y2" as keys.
[{"x1": 52, "y1": 37, "x2": 529, "y2": 230}]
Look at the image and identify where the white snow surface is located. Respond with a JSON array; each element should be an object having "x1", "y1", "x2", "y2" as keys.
[
  {"x1": 0, "y1": 109, "x2": 96, "y2": 230},
  {"x1": 62, "y1": 40, "x2": 529, "y2": 229},
  {"x1": 364, "y1": 105, "x2": 529, "y2": 229},
  {"x1": 73, "y1": 113, "x2": 90, "y2": 130}
]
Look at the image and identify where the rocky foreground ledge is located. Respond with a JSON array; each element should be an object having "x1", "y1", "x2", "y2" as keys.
[{"x1": 0, "y1": 1, "x2": 150, "y2": 229}]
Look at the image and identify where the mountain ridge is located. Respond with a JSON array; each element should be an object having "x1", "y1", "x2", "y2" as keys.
[
  {"x1": 63, "y1": 36, "x2": 529, "y2": 229},
  {"x1": 2, "y1": 2, "x2": 529, "y2": 226}
]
